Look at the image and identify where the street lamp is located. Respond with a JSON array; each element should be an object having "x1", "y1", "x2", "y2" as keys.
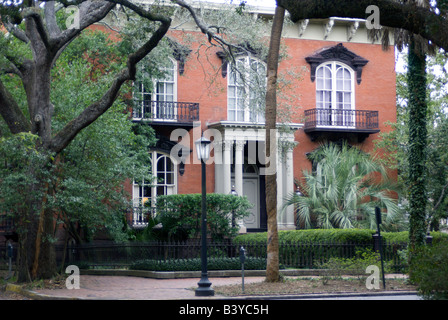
[
  {"x1": 194, "y1": 136, "x2": 214, "y2": 297},
  {"x1": 295, "y1": 186, "x2": 303, "y2": 197}
]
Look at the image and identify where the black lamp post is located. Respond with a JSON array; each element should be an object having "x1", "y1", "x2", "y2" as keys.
[{"x1": 195, "y1": 136, "x2": 214, "y2": 297}]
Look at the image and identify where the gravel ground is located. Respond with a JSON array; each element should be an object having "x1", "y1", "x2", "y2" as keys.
[{"x1": 213, "y1": 276, "x2": 416, "y2": 297}]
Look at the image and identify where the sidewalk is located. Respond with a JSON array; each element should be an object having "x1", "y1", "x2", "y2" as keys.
[
  {"x1": 8, "y1": 274, "x2": 265, "y2": 300},
  {"x1": 4, "y1": 270, "x2": 416, "y2": 300}
]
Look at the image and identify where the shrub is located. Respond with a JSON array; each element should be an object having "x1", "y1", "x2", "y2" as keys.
[
  {"x1": 144, "y1": 193, "x2": 252, "y2": 241},
  {"x1": 381, "y1": 231, "x2": 448, "y2": 244},
  {"x1": 317, "y1": 249, "x2": 392, "y2": 281},
  {"x1": 411, "y1": 241, "x2": 448, "y2": 300},
  {"x1": 234, "y1": 229, "x2": 377, "y2": 244},
  {"x1": 129, "y1": 256, "x2": 269, "y2": 271}
]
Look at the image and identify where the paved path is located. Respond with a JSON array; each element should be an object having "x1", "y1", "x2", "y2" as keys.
[
  {"x1": 3, "y1": 271, "x2": 417, "y2": 301},
  {"x1": 31, "y1": 275, "x2": 265, "y2": 300}
]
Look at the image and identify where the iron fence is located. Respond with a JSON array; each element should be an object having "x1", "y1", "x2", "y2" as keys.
[
  {"x1": 61, "y1": 239, "x2": 408, "y2": 270},
  {"x1": 0, "y1": 239, "x2": 410, "y2": 271}
]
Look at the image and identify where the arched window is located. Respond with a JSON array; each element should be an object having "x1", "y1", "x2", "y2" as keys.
[
  {"x1": 228, "y1": 56, "x2": 266, "y2": 123},
  {"x1": 315, "y1": 62, "x2": 355, "y2": 127},
  {"x1": 132, "y1": 151, "x2": 176, "y2": 226},
  {"x1": 133, "y1": 59, "x2": 177, "y2": 120}
]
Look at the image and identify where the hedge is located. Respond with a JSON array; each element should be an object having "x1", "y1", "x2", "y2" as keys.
[
  {"x1": 129, "y1": 257, "x2": 270, "y2": 272},
  {"x1": 234, "y1": 229, "x2": 448, "y2": 245},
  {"x1": 234, "y1": 229, "x2": 376, "y2": 244}
]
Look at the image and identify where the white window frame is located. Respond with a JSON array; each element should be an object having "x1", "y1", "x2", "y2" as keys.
[
  {"x1": 132, "y1": 151, "x2": 177, "y2": 226},
  {"x1": 133, "y1": 58, "x2": 178, "y2": 121},
  {"x1": 315, "y1": 61, "x2": 355, "y2": 128},
  {"x1": 227, "y1": 56, "x2": 266, "y2": 123}
]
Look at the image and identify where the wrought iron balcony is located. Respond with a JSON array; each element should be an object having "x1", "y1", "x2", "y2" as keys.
[
  {"x1": 0, "y1": 217, "x2": 14, "y2": 232},
  {"x1": 0, "y1": 216, "x2": 17, "y2": 241},
  {"x1": 132, "y1": 100, "x2": 199, "y2": 127},
  {"x1": 304, "y1": 108, "x2": 380, "y2": 142}
]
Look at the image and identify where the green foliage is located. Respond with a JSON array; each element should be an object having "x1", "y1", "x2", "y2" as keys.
[
  {"x1": 411, "y1": 241, "x2": 448, "y2": 300},
  {"x1": 285, "y1": 142, "x2": 403, "y2": 230},
  {"x1": 146, "y1": 193, "x2": 253, "y2": 241},
  {"x1": 0, "y1": 133, "x2": 52, "y2": 233},
  {"x1": 234, "y1": 229, "x2": 448, "y2": 245},
  {"x1": 318, "y1": 249, "x2": 392, "y2": 282},
  {"x1": 0, "y1": 28, "x2": 157, "y2": 243},
  {"x1": 46, "y1": 30, "x2": 157, "y2": 242},
  {"x1": 129, "y1": 256, "x2": 268, "y2": 272},
  {"x1": 234, "y1": 229, "x2": 377, "y2": 244},
  {"x1": 375, "y1": 50, "x2": 448, "y2": 235},
  {"x1": 407, "y1": 41, "x2": 429, "y2": 249}
]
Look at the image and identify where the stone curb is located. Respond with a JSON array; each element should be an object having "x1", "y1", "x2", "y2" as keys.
[
  {"x1": 79, "y1": 268, "x2": 329, "y2": 279},
  {"x1": 4, "y1": 283, "x2": 80, "y2": 300}
]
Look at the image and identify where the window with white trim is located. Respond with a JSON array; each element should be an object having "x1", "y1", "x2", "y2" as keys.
[
  {"x1": 133, "y1": 59, "x2": 177, "y2": 120},
  {"x1": 315, "y1": 62, "x2": 355, "y2": 127},
  {"x1": 132, "y1": 151, "x2": 176, "y2": 225},
  {"x1": 228, "y1": 56, "x2": 266, "y2": 123}
]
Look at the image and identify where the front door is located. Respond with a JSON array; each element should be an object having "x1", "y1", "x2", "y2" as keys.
[{"x1": 242, "y1": 177, "x2": 259, "y2": 229}]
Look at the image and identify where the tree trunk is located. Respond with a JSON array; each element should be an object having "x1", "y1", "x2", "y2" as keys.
[
  {"x1": 16, "y1": 164, "x2": 57, "y2": 282},
  {"x1": 407, "y1": 37, "x2": 428, "y2": 255},
  {"x1": 264, "y1": 5, "x2": 285, "y2": 283}
]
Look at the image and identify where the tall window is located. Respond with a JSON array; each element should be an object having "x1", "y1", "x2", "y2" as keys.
[
  {"x1": 133, "y1": 59, "x2": 177, "y2": 120},
  {"x1": 316, "y1": 62, "x2": 354, "y2": 127},
  {"x1": 133, "y1": 151, "x2": 176, "y2": 225},
  {"x1": 228, "y1": 56, "x2": 266, "y2": 123}
]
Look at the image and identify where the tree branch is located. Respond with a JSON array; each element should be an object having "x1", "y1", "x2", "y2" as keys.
[
  {"x1": 0, "y1": 79, "x2": 31, "y2": 134},
  {"x1": 172, "y1": 0, "x2": 246, "y2": 53},
  {"x1": 49, "y1": 4, "x2": 171, "y2": 154},
  {"x1": 3, "y1": 19, "x2": 30, "y2": 44},
  {"x1": 22, "y1": 7, "x2": 52, "y2": 52},
  {"x1": 44, "y1": 1, "x2": 61, "y2": 37},
  {"x1": 51, "y1": 1, "x2": 116, "y2": 54}
]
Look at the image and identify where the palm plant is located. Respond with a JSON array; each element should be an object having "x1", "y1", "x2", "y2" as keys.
[{"x1": 285, "y1": 143, "x2": 404, "y2": 230}]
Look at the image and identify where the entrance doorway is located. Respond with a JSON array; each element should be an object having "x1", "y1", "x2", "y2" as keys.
[{"x1": 232, "y1": 163, "x2": 265, "y2": 231}]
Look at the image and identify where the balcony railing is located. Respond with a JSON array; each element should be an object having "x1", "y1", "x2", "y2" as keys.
[
  {"x1": 304, "y1": 108, "x2": 379, "y2": 132},
  {"x1": 0, "y1": 217, "x2": 15, "y2": 234},
  {"x1": 132, "y1": 100, "x2": 199, "y2": 125}
]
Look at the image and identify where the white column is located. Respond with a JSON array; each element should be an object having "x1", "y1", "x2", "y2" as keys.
[
  {"x1": 222, "y1": 140, "x2": 233, "y2": 195},
  {"x1": 234, "y1": 140, "x2": 247, "y2": 233},
  {"x1": 284, "y1": 146, "x2": 295, "y2": 229},
  {"x1": 234, "y1": 140, "x2": 245, "y2": 197},
  {"x1": 277, "y1": 143, "x2": 285, "y2": 227},
  {"x1": 214, "y1": 141, "x2": 223, "y2": 193}
]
